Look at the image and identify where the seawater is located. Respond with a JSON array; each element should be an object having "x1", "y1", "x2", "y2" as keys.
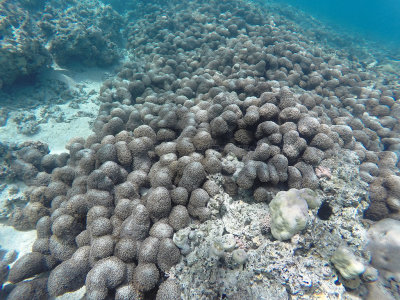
[{"x1": 270, "y1": 0, "x2": 400, "y2": 48}]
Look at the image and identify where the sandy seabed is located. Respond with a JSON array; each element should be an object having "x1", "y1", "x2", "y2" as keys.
[{"x1": 0, "y1": 66, "x2": 108, "y2": 299}]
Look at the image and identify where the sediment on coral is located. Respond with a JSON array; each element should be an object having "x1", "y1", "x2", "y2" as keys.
[{"x1": 1, "y1": 0, "x2": 400, "y2": 298}]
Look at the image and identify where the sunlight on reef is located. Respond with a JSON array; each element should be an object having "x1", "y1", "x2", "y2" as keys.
[{"x1": 0, "y1": 0, "x2": 399, "y2": 299}]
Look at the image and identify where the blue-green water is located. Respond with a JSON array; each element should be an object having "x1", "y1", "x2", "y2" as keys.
[{"x1": 271, "y1": 0, "x2": 400, "y2": 46}]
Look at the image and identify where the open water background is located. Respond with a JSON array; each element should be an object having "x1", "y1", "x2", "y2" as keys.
[{"x1": 270, "y1": 0, "x2": 400, "y2": 48}]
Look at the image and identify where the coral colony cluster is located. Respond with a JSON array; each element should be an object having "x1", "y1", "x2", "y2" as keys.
[{"x1": 0, "y1": 0, "x2": 399, "y2": 299}]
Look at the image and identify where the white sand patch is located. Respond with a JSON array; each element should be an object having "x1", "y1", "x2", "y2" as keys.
[
  {"x1": 0, "y1": 224, "x2": 36, "y2": 260},
  {"x1": 55, "y1": 287, "x2": 86, "y2": 300},
  {"x1": 0, "y1": 66, "x2": 112, "y2": 154},
  {"x1": 0, "y1": 101, "x2": 97, "y2": 154}
]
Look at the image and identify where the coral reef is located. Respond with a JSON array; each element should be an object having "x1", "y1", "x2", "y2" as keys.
[
  {"x1": 47, "y1": 1, "x2": 123, "y2": 67},
  {"x1": 0, "y1": 0, "x2": 123, "y2": 89},
  {"x1": 169, "y1": 152, "x2": 371, "y2": 298},
  {"x1": 0, "y1": 2, "x2": 51, "y2": 89},
  {"x1": 0, "y1": 0, "x2": 399, "y2": 298}
]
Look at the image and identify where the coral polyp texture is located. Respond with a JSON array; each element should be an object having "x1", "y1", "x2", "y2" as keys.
[{"x1": 1, "y1": 0, "x2": 400, "y2": 299}]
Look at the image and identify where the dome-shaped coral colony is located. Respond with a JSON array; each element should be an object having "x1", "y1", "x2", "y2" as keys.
[{"x1": 3, "y1": 0, "x2": 400, "y2": 298}]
